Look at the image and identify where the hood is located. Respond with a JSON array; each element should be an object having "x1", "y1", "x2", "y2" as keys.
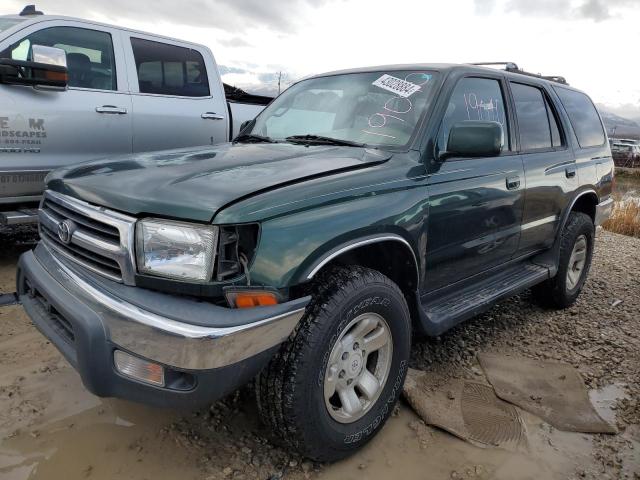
[{"x1": 47, "y1": 143, "x2": 391, "y2": 222}]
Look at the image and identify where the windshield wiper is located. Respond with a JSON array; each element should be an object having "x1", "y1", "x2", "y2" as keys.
[
  {"x1": 233, "y1": 133, "x2": 276, "y2": 144},
  {"x1": 285, "y1": 134, "x2": 366, "y2": 148}
]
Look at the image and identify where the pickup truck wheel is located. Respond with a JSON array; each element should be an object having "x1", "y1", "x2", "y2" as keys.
[
  {"x1": 256, "y1": 266, "x2": 411, "y2": 462},
  {"x1": 532, "y1": 212, "x2": 594, "y2": 309}
]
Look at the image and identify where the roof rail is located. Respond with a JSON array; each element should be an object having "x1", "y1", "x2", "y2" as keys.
[
  {"x1": 471, "y1": 62, "x2": 520, "y2": 70},
  {"x1": 20, "y1": 5, "x2": 44, "y2": 16},
  {"x1": 469, "y1": 62, "x2": 568, "y2": 85}
]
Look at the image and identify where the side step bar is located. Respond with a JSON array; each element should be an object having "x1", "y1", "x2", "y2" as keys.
[
  {"x1": 419, "y1": 263, "x2": 550, "y2": 336},
  {"x1": 0, "y1": 208, "x2": 39, "y2": 226}
]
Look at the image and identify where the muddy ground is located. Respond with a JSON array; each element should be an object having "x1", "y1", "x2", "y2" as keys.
[{"x1": 0, "y1": 227, "x2": 638, "y2": 480}]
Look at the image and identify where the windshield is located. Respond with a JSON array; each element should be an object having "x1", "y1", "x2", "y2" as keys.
[
  {"x1": 0, "y1": 18, "x2": 26, "y2": 34},
  {"x1": 250, "y1": 70, "x2": 439, "y2": 148}
]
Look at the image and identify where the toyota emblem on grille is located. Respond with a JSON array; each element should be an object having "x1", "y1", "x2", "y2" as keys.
[{"x1": 57, "y1": 219, "x2": 75, "y2": 244}]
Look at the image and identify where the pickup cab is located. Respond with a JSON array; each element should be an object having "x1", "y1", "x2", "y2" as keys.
[
  {"x1": 18, "y1": 62, "x2": 614, "y2": 462},
  {"x1": 0, "y1": 6, "x2": 271, "y2": 226}
]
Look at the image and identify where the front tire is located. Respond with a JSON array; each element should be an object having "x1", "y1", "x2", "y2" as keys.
[
  {"x1": 532, "y1": 212, "x2": 595, "y2": 308},
  {"x1": 257, "y1": 266, "x2": 411, "y2": 462}
]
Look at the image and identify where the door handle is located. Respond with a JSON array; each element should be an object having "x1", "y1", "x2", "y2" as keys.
[
  {"x1": 201, "y1": 112, "x2": 225, "y2": 120},
  {"x1": 565, "y1": 167, "x2": 577, "y2": 179},
  {"x1": 96, "y1": 105, "x2": 127, "y2": 114},
  {"x1": 506, "y1": 175, "x2": 521, "y2": 190}
]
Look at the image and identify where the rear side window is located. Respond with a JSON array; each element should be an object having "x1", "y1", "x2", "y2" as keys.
[
  {"x1": 554, "y1": 87, "x2": 605, "y2": 148},
  {"x1": 511, "y1": 83, "x2": 563, "y2": 151},
  {"x1": 131, "y1": 38, "x2": 209, "y2": 97},
  {"x1": 0, "y1": 26, "x2": 116, "y2": 90}
]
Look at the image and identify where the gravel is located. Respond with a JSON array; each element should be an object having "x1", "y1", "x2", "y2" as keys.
[
  {"x1": 167, "y1": 229, "x2": 639, "y2": 479},
  {"x1": 2, "y1": 225, "x2": 637, "y2": 479}
]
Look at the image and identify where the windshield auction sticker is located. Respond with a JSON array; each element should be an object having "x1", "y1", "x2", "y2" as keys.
[{"x1": 372, "y1": 74, "x2": 422, "y2": 98}]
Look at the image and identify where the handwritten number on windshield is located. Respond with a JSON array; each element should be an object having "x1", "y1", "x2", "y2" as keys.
[{"x1": 363, "y1": 73, "x2": 422, "y2": 140}]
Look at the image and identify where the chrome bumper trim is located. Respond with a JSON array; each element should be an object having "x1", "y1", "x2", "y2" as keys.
[{"x1": 44, "y1": 244, "x2": 306, "y2": 370}]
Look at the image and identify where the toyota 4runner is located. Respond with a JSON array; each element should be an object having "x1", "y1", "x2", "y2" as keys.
[{"x1": 17, "y1": 62, "x2": 614, "y2": 461}]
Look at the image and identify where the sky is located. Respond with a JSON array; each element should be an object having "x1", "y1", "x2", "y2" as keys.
[{"x1": 5, "y1": 0, "x2": 640, "y2": 119}]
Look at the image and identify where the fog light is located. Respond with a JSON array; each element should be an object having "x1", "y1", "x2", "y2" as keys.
[{"x1": 114, "y1": 350, "x2": 165, "y2": 387}]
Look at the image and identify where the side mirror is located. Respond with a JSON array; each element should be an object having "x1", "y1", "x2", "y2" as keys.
[
  {"x1": 440, "y1": 121, "x2": 503, "y2": 160},
  {"x1": 239, "y1": 119, "x2": 253, "y2": 134},
  {"x1": 0, "y1": 45, "x2": 68, "y2": 91}
]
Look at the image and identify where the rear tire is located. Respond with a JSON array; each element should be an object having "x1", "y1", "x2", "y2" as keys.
[
  {"x1": 256, "y1": 266, "x2": 411, "y2": 462},
  {"x1": 532, "y1": 212, "x2": 594, "y2": 309}
]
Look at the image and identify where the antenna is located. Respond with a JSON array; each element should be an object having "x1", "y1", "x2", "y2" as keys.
[{"x1": 20, "y1": 5, "x2": 44, "y2": 16}]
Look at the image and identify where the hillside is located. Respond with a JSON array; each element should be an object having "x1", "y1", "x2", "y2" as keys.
[{"x1": 600, "y1": 110, "x2": 640, "y2": 140}]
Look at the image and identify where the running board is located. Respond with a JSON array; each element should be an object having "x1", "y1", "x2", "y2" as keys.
[
  {"x1": 419, "y1": 263, "x2": 550, "y2": 336},
  {"x1": 0, "y1": 208, "x2": 39, "y2": 225}
]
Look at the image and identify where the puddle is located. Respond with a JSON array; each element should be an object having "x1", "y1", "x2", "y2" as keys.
[
  {"x1": 589, "y1": 383, "x2": 627, "y2": 426},
  {"x1": 320, "y1": 406, "x2": 597, "y2": 480},
  {"x1": 0, "y1": 246, "x2": 637, "y2": 480},
  {"x1": 0, "y1": 402, "x2": 194, "y2": 480},
  {"x1": 0, "y1": 360, "x2": 192, "y2": 480}
]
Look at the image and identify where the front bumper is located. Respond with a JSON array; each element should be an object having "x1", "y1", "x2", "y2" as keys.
[
  {"x1": 595, "y1": 197, "x2": 614, "y2": 226},
  {"x1": 17, "y1": 244, "x2": 309, "y2": 408}
]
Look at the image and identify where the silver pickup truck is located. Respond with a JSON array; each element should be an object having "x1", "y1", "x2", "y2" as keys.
[{"x1": 0, "y1": 6, "x2": 272, "y2": 225}]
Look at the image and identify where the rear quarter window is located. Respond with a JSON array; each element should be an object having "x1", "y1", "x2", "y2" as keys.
[
  {"x1": 131, "y1": 38, "x2": 210, "y2": 97},
  {"x1": 554, "y1": 87, "x2": 605, "y2": 149}
]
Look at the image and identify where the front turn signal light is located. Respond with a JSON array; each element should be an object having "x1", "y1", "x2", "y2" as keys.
[
  {"x1": 114, "y1": 350, "x2": 165, "y2": 387},
  {"x1": 225, "y1": 290, "x2": 279, "y2": 308}
]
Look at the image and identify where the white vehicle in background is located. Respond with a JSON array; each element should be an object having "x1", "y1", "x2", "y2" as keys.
[{"x1": 0, "y1": 5, "x2": 272, "y2": 226}]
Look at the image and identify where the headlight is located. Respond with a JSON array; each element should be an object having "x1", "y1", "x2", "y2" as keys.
[{"x1": 136, "y1": 219, "x2": 218, "y2": 282}]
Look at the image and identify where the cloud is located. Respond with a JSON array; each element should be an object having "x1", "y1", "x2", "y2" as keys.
[
  {"x1": 218, "y1": 65, "x2": 250, "y2": 75},
  {"x1": 500, "y1": 0, "x2": 637, "y2": 21},
  {"x1": 219, "y1": 65, "x2": 296, "y2": 95},
  {"x1": 219, "y1": 37, "x2": 253, "y2": 48},
  {"x1": 505, "y1": 0, "x2": 571, "y2": 17},
  {"x1": 577, "y1": 0, "x2": 611, "y2": 21},
  {"x1": 24, "y1": 0, "x2": 329, "y2": 34},
  {"x1": 474, "y1": 0, "x2": 497, "y2": 15}
]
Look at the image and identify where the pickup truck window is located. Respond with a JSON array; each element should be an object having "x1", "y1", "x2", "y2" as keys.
[
  {"x1": 131, "y1": 38, "x2": 210, "y2": 97},
  {"x1": 511, "y1": 83, "x2": 563, "y2": 151},
  {"x1": 438, "y1": 77, "x2": 508, "y2": 152},
  {"x1": 0, "y1": 26, "x2": 117, "y2": 90},
  {"x1": 251, "y1": 70, "x2": 438, "y2": 147},
  {"x1": 554, "y1": 87, "x2": 605, "y2": 149},
  {"x1": 0, "y1": 18, "x2": 25, "y2": 33}
]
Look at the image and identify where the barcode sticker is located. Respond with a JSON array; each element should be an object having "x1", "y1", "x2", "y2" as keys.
[{"x1": 372, "y1": 74, "x2": 422, "y2": 98}]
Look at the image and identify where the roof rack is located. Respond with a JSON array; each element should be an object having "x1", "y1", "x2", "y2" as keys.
[
  {"x1": 470, "y1": 62, "x2": 568, "y2": 85},
  {"x1": 20, "y1": 5, "x2": 44, "y2": 16}
]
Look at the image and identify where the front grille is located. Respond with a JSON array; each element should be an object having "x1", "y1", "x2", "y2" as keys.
[
  {"x1": 38, "y1": 191, "x2": 137, "y2": 284},
  {"x1": 43, "y1": 197, "x2": 120, "y2": 240},
  {"x1": 40, "y1": 226, "x2": 122, "y2": 278}
]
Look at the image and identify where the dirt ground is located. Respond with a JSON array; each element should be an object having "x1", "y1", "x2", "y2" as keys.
[{"x1": 0, "y1": 227, "x2": 638, "y2": 480}]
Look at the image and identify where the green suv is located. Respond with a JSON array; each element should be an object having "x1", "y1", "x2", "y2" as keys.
[{"x1": 17, "y1": 63, "x2": 614, "y2": 461}]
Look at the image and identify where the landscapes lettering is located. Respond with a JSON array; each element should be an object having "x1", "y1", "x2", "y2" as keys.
[
  {"x1": 364, "y1": 73, "x2": 430, "y2": 140},
  {"x1": 0, "y1": 116, "x2": 47, "y2": 147}
]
